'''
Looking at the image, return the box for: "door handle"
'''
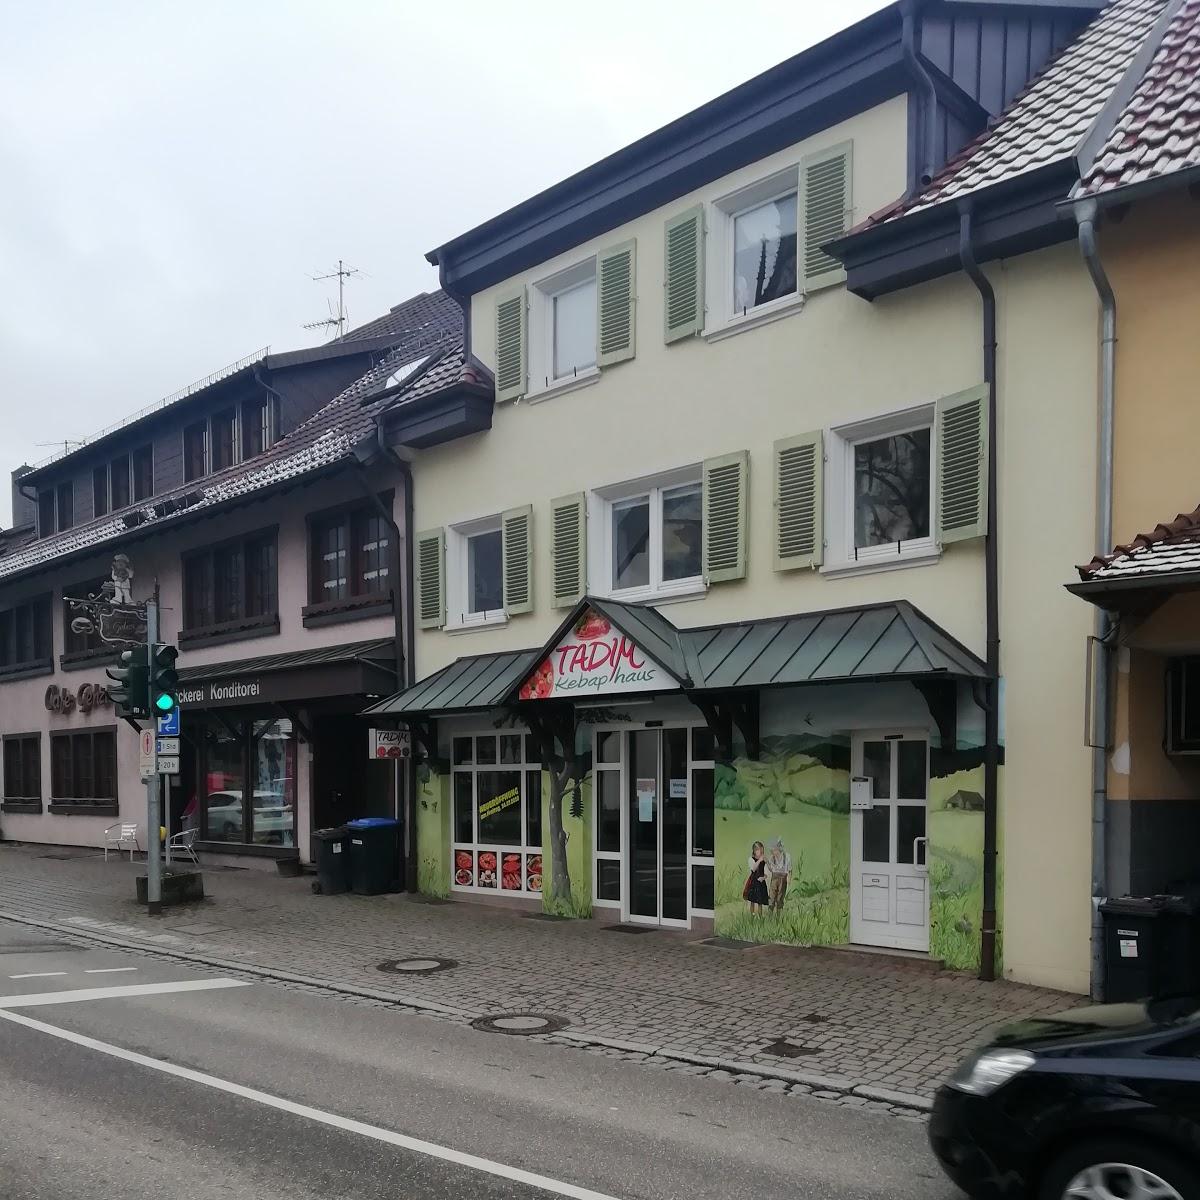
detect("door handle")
[913,836,928,871]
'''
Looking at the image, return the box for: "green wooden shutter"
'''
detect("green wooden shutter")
[801,142,851,291]
[550,493,587,608]
[415,528,445,630]
[502,505,534,616]
[495,287,527,402]
[774,431,823,571]
[664,206,705,343]
[936,384,989,544]
[597,240,637,367]
[703,451,749,583]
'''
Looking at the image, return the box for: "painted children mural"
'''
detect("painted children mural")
[743,841,769,914]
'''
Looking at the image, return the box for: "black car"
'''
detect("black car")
[930,996,1200,1199]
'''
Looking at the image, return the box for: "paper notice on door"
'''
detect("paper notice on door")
[1119,938,1139,958]
[669,778,687,799]
[636,778,655,822]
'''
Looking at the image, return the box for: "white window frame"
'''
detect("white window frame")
[587,464,705,604]
[445,514,507,631]
[528,257,599,398]
[450,730,543,899]
[705,165,804,339]
[822,403,939,575]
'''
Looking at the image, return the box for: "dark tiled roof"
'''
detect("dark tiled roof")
[0,292,462,584]
[365,600,987,717]
[1076,0,1200,197]
[1077,504,1200,581]
[336,291,458,345]
[870,0,1166,227]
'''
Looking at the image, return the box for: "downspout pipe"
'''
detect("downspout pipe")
[1075,197,1115,1001]
[959,206,1000,983]
[900,0,937,190]
[378,425,420,894]
[353,442,418,895]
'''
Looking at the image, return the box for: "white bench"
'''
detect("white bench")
[103,822,140,862]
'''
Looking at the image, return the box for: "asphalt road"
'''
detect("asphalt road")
[0,921,962,1200]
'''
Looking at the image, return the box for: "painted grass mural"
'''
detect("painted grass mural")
[542,771,592,919]
[416,764,450,897]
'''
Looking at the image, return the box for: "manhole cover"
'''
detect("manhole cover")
[377,957,458,975]
[471,1012,568,1036]
[698,936,757,950]
[760,1038,818,1059]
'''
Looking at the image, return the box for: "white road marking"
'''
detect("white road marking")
[0,978,250,1009]
[84,968,139,975]
[8,972,68,980]
[0,1008,626,1200]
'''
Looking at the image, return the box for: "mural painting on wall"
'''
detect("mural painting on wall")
[713,684,999,972]
[416,762,450,897]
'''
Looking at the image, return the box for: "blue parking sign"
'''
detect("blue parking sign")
[157,706,180,736]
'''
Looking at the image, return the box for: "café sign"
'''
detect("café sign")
[518,609,671,700]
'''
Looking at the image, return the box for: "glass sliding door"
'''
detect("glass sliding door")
[628,730,659,920]
[661,728,688,922]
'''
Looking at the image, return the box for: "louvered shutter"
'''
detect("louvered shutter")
[597,240,637,367]
[415,528,445,630]
[936,384,989,545]
[550,493,587,608]
[494,287,527,402]
[663,206,705,343]
[774,432,823,571]
[501,505,533,615]
[801,142,851,291]
[703,451,749,583]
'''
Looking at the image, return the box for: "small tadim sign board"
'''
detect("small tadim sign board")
[371,728,411,760]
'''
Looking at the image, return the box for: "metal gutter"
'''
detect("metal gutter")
[1074,196,1116,999]
[900,0,938,191]
[958,205,1001,983]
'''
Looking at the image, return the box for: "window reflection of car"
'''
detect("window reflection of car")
[204,790,294,843]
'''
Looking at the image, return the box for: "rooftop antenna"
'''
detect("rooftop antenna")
[304,259,363,340]
[36,439,86,455]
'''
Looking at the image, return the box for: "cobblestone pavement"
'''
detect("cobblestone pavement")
[0,843,1080,1107]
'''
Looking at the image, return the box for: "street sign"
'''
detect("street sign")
[139,730,156,781]
[157,706,180,736]
[156,755,180,775]
[370,728,411,760]
[157,737,180,755]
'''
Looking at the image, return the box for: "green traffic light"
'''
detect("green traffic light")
[154,692,174,713]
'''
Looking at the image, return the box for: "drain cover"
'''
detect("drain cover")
[472,1012,568,1036]
[698,936,757,950]
[606,925,653,934]
[760,1038,818,1059]
[377,957,458,975]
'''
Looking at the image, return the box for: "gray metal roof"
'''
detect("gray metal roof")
[179,637,394,684]
[361,649,539,717]
[365,599,985,719]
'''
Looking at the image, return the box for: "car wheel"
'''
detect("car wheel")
[1039,1139,1200,1200]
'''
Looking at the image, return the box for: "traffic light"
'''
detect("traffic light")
[107,646,149,719]
[150,644,179,715]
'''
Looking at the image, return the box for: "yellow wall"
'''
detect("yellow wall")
[1104,193,1200,545]
[408,95,1102,992]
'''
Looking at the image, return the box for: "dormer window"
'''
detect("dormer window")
[92,444,153,517]
[242,396,278,459]
[38,482,73,537]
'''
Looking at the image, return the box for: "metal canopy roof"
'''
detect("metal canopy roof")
[362,599,985,719]
[179,637,395,684]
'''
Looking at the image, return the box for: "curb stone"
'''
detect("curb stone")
[0,909,936,1117]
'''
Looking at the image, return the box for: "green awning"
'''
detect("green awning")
[362,598,986,719]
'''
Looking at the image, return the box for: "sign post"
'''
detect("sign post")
[145,590,163,909]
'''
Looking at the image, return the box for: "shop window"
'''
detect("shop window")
[3,735,41,804]
[451,732,542,896]
[195,717,296,847]
[0,595,52,675]
[308,504,391,609]
[589,467,703,603]
[50,730,116,803]
[183,530,277,637]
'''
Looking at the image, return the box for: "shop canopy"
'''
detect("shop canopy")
[179,637,397,709]
[361,598,986,720]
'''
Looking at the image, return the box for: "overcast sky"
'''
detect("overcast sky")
[0,0,891,526]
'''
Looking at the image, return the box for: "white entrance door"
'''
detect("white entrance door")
[850,732,930,952]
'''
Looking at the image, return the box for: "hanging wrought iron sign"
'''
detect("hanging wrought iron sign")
[64,554,147,648]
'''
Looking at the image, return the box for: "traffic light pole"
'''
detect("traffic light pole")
[145,588,162,915]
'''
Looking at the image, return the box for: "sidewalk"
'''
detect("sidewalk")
[0,842,1078,1106]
